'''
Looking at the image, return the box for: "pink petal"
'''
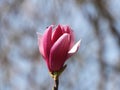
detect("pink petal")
[42,25,53,60]
[49,33,71,72]
[58,25,64,33]
[69,29,75,49]
[51,25,63,44]
[67,39,81,58]
[61,25,75,49]
[61,25,71,33]
[37,32,42,39]
[64,25,71,33]
[37,32,46,58]
[37,32,51,71]
[43,26,52,57]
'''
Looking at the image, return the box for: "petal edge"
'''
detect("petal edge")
[49,34,70,71]
[67,39,81,58]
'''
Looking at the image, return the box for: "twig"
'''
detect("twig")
[52,78,59,90]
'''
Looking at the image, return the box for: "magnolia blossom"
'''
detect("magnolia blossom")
[37,25,81,72]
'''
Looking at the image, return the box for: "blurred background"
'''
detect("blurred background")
[0,0,120,90]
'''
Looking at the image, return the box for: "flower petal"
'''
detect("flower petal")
[61,25,71,33]
[37,32,45,58]
[42,25,53,59]
[37,32,51,71]
[51,25,63,44]
[64,25,71,33]
[37,32,42,39]
[69,29,74,49]
[67,39,81,58]
[49,33,70,72]
[61,25,75,49]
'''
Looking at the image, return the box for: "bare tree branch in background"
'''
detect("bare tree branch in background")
[89,0,120,90]
[94,0,120,46]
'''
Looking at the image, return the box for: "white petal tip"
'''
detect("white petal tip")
[68,39,81,54]
[78,39,82,44]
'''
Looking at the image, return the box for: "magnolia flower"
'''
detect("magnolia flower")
[37,25,81,72]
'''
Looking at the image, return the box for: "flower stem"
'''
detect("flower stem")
[52,78,59,90]
[50,65,67,90]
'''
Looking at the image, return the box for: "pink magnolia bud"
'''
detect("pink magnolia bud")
[37,25,81,72]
